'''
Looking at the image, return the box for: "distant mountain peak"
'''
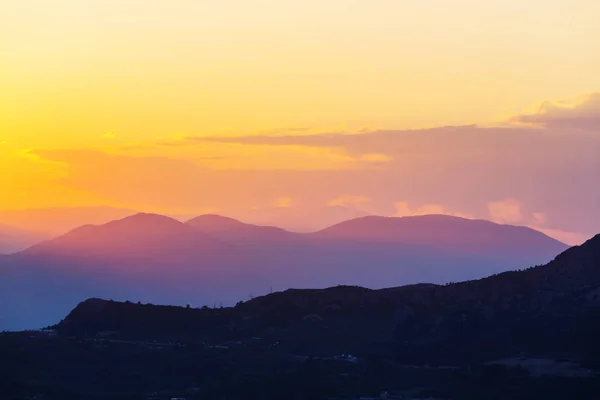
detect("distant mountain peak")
[17,212,230,259]
[315,213,567,253]
[0,206,137,236]
[111,212,184,228]
[324,214,500,228]
[54,213,195,238]
[186,214,292,235]
[186,214,247,229]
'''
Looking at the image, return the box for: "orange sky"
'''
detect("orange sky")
[1,1,599,244]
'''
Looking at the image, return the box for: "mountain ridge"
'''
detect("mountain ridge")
[55,233,600,365]
[18,213,232,260]
[0,212,577,331]
[0,223,49,254]
[185,214,298,244]
[0,206,137,236]
[317,214,566,242]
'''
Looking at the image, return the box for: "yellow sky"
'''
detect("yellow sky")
[2,0,600,147]
[1,1,599,242]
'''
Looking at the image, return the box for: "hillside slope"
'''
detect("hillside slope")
[315,214,568,256]
[186,214,300,245]
[0,224,48,254]
[56,234,600,364]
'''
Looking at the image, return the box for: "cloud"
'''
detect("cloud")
[273,197,293,208]
[488,199,523,224]
[186,125,478,149]
[358,153,391,163]
[484,199,595,245]
[16,148,39,160]
[328,195,371,209]
[104,131,117,139]
[184,123,600,177]
[118,138,378,171]
[393,201,471,219]
[532,212,547,225]
[185,134,393,170]
[511,92,600,131]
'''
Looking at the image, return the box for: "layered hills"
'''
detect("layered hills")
[56,234,600,365]
[0,224,49,254]
[0,213,570,331]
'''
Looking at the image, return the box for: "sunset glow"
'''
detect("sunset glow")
[2,0,599,244]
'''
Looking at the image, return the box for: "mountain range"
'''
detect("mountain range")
[0,204,369,239]
[0,224,49,254]
[0,212,569,331]
[0,206,137,238]
[56,233,600,366]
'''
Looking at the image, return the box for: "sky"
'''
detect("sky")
[1,0,599,244]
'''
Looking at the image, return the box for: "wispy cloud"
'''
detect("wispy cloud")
[488,199,523,224]
[394,201,472,219]
[328,195,371,209]
[510,92,600,130]
[273,197,293,208]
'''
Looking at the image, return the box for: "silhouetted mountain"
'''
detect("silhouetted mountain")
[55,234,600,366]
[315,214,567,256]
[392,233,600,364]
[0,214,261,331]
[0,224,49,254]
[253,205,371,232]
[0,206,136,236]
[0,213,575,331]
[21,213,230,261]
[186,214,299,245]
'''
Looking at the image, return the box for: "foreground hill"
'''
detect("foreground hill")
[391,233,600,363]
[55,233,600,365]
[0,213,572,331]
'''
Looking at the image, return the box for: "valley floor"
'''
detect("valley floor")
[2,331,599,400]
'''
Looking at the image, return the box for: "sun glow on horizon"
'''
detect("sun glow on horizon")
[1,0,599,244]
